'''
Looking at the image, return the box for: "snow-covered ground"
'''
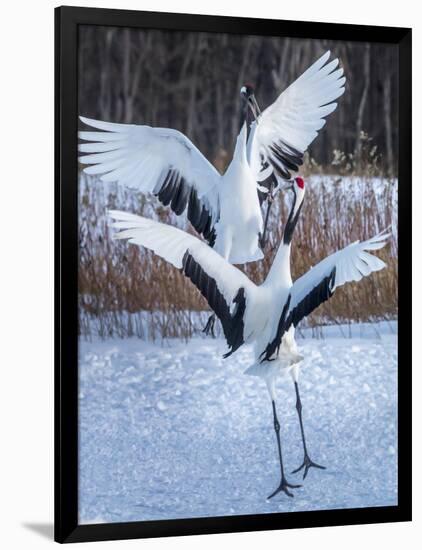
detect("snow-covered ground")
[78,322,397,524]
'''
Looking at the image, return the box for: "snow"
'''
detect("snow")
[78,322,397,524]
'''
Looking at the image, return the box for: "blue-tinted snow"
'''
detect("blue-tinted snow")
[78,323,397,524]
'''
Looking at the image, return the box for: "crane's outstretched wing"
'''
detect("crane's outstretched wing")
[261,230,390,361]
[79,117,220,245]
[248,51,346,186]
[109,211,256,357]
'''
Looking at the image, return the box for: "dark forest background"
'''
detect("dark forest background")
[78,26,398,175]
[78,26,398,340]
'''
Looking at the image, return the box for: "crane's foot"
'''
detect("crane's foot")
[292,454,326,480]
[267,478,302,499]
[202,314,216,337]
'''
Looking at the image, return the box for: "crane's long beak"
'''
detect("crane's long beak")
[248,94,261,120]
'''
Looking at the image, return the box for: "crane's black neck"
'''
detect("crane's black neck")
[283,189,304,245]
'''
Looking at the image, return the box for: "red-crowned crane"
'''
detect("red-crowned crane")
[108,177,390,499]
[78,51,345,265]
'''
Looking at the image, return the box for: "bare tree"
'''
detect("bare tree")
[355,44,371,166]
[79,28,398,174]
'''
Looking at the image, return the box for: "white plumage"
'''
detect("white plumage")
[247,50,346,184]
[79,51,345,264]
[80,118,221,225]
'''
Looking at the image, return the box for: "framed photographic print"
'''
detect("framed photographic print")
[55,5,412,543]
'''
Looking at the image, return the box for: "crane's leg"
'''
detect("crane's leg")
[268,399,301,499]
[202,314,216,337]
[259,184,274,251]
[291,381,326,479]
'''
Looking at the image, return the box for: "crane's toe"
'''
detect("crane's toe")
[267,478,302,499]
[292,455,326,480]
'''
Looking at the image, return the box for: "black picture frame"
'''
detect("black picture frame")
[55,5,412,543]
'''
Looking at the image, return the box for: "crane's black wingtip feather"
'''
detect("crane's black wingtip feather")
[155,169,217,246]
[182,252,245,356]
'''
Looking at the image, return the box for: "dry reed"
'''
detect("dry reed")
[78,160,397,341]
